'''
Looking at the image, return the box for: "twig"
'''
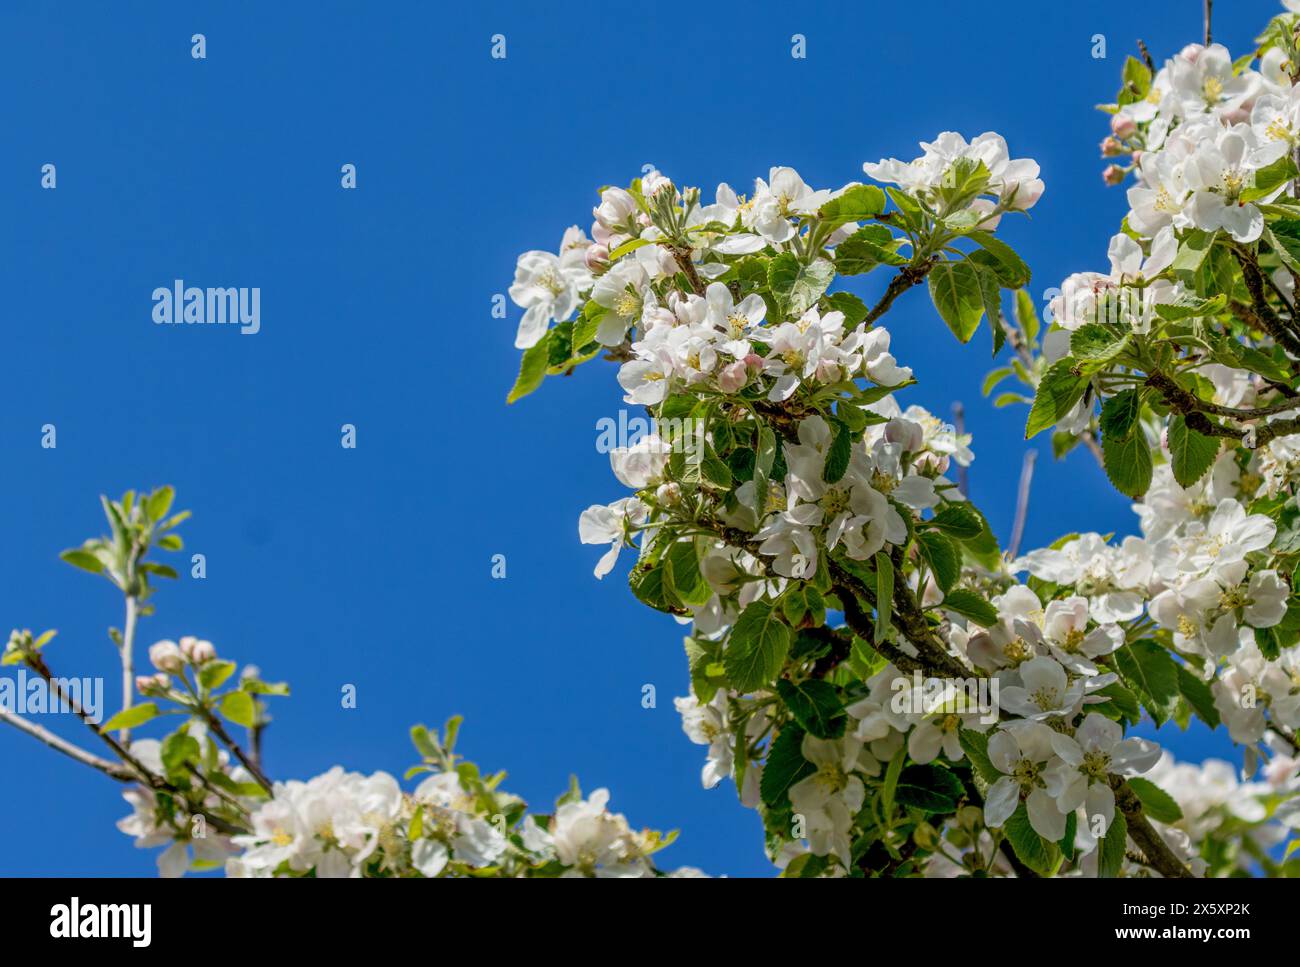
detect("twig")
[120,594,138,743]
[204,711,274,794]
[0,709,133,780]
[1115,780,1196,878]
[1203,0,1212,46]
[865,260,936,326]
[1136,39,1156,74]
[952,402,969,496]
[1008,449,1038,559]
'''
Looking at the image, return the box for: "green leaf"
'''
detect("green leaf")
[823,419,852,484]
[968,231,1031,288]
[835,224,907,274]
[410,724,440,759]
[761,727,814,807]
[665,540,711,607]
[823,291,870,326]
[1270,219,1300,273]
[1098,812,1128,878]
[1125,777,1184,824]
[1168,415,1220,488]
[1070,324,1129,368]
[818,184,886,225]
[506,332,551,404]
[776,679,846,739]
[874,551,894,644]
[608,237,653,260]
[630,561,673,613]
[894,764,965,813]
[145,486,175,523]
[930,502,982,540]
[100,702,159,733]
[1102,421,1153,498]
[917,530,961,593]
[1243,155,1299,203]
[60,549,104,575]
[198,660,237,691]
[768,254,834,317]
[928,260,985,343]
[936,158,992,212]
[1171,229,1214,283]
[1004,803,1058,875]
[1153,293,1227,321]
[959,729,1001,783]
[1090,681,1142,726]
[1113,639,1179,726]
[1175,664,1220,729]
[1026,358,1088,439]
[220,691,257,728]
[1122,55,1152,98]
[1099,389,1142,442]
[160,731,200,779]
[1013,288,1040,346]
[724,601,792,692]
[940,589,998,627]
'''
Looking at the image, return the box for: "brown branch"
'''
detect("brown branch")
[865,259,937,326]
[1145,370,1300,446]
[203,711,274,794]
[1115,780,1195,878]
[1136,40,1156,75]
[667,244,706,297]
[0,708,133,780]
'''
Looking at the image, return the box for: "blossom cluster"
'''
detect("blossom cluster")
[500,4,1300,878]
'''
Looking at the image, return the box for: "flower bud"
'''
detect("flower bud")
[148,639,184,674]
[1102,164,1125,186]
[656,482,682,507]
[884,418,924,452]
[585,244,610,273]
[815,359,842,384]
[1109,113,1137,139]
[743,353,764,372]
[593,187,636,231]
[1099,136,1123,157]
[717,360,749,393]
[181,636,216,664]
[136,672,171,696]
[912,822,940,850]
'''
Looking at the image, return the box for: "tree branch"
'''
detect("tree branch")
[0,709,133,780]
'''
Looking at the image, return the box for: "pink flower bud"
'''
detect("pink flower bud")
[717,360,749,393]
[180,637,216,664]
[1100,137,1124,158]
[148,640,184,674]
[884,418,924,452]
[744,353,764,372]
[585,244,609,273]
[1109,114,1137,139]
[1102,164,1125,186]
[815,359,842,384]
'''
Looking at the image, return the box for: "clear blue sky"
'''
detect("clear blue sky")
[0,0,1275,876]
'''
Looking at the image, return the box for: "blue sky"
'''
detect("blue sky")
[0,0,1281,876]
